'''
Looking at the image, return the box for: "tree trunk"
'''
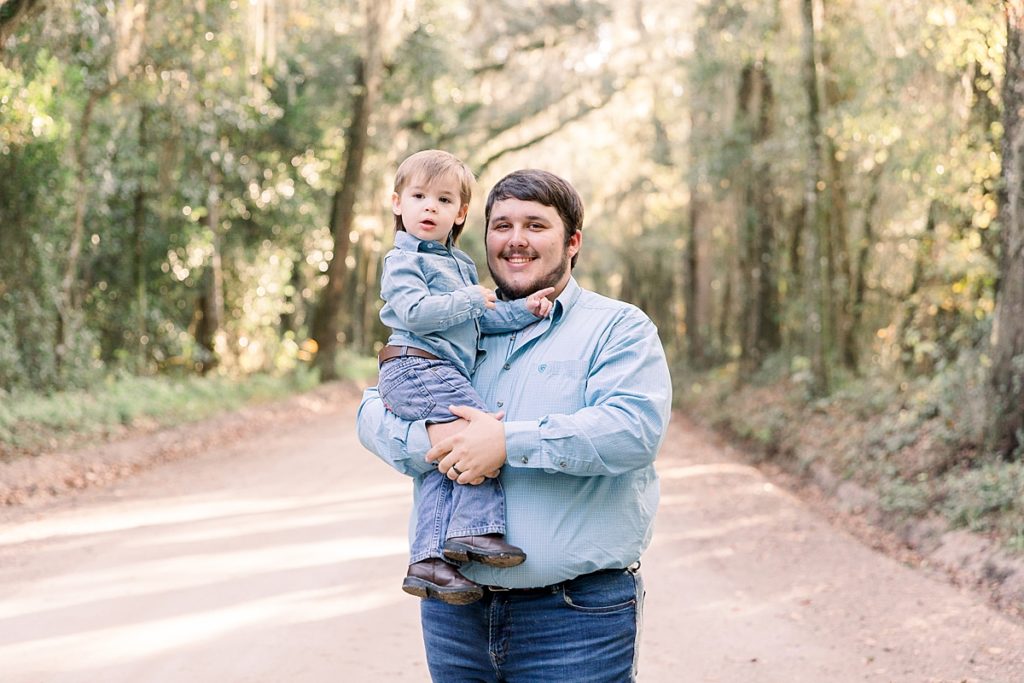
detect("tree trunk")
[312,0,391,380]
[898,202,937,372]
[133,104,150,373]
[800,0,830,396]
[736,59,780,380]
[0,0,46,48]
[736,63,757,378]
[753,66,781,360]
[195,173,224,374]
[55,88,104,370]
[989,0,1024,458]
[685,166,704,368]
[846,163,884,372]
[820,0,854,370]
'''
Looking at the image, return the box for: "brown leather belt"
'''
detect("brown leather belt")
[378,344,440,366]
[484,566,634,596]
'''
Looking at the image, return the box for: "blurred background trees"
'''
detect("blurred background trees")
[1,0,1021,459]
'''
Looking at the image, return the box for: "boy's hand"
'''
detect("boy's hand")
[476,285,497,310]
[525,287,555,317]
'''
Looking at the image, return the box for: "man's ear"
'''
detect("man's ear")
[567,230,582,259]
[391,192,402,215]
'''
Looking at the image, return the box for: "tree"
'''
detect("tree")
[0,0,45,48]
[312,0,393,380]
[799,0,830,396]
[989,0,1024,458]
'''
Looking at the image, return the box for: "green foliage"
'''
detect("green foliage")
[676,349,1024,554]
[879,477,933,518]
[0,368,320,458]
[941,460,1024,539]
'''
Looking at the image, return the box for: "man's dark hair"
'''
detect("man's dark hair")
[484,169,584,267]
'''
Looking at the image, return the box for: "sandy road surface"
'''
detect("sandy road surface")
[0,395,1022,682]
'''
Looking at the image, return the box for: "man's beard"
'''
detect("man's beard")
[489,249,571,300]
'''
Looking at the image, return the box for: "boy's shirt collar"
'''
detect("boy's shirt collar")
[393,230,453,252]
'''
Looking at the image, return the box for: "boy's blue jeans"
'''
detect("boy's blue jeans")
[378,356,507,563]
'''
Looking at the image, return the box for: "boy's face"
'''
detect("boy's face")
[392,173,469,243]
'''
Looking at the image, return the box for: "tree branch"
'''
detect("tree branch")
[0,0,46,49]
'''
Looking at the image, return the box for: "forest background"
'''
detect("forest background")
[2,0,1024,559]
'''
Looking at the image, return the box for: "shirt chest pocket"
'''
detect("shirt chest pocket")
[530,360,588,412]
[428,269,466,292]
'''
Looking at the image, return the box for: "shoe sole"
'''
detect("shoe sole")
[402,577,483,605]
[442,544,526,568]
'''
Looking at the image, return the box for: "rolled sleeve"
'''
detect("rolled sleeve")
[357,387,435,477]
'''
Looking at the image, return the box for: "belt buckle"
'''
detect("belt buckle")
[486,585,512,592]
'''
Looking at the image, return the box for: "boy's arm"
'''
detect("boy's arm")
[382,253,494,335]
[479,287,554,334]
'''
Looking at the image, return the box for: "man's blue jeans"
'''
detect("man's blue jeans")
[420,567,644,681]
[378,356,507,563]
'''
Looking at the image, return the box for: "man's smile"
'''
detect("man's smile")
[501,251,538,266]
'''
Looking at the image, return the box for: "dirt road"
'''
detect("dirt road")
[1,393,1022,682]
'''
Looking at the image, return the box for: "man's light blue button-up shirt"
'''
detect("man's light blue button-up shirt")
[358,277,673,588]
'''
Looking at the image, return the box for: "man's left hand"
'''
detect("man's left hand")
[426,405,507,484]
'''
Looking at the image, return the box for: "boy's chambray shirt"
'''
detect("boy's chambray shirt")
[358,277,673,589]
[379,230,536,378]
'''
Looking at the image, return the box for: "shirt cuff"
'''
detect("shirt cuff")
[504,419,542,467]
[399,420,436,476]
[461,286,487,314]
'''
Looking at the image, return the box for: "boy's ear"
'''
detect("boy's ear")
[455,202,469,225]
[391,192,402,215]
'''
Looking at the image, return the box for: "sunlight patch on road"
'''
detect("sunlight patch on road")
[0,582,404,676]
[0,483,408,546]
[651,512,781,545]
[0,534,408,620]
[657,463,761,480]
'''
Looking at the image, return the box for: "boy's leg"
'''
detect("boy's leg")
[380,357,493,601]
[444,476,525,568]
[408,469,451,564]
[396,363,526,568]
[379,357,523,569]
[404,470,483,605]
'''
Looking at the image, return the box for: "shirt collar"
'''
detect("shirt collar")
[495,276,580,322]
[393,230,452,252]
[550,276,581,323]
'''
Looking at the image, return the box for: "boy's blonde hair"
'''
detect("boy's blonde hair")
[393,150,475,242]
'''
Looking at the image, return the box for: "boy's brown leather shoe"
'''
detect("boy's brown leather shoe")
[402,558,484,605]
[443,534,527,568]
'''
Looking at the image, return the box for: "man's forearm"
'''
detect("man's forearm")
[356,389,434,477]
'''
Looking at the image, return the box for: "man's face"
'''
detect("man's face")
[485,197,581,299]
[392,173,468,243]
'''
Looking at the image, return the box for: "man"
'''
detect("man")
[357,169,672,681]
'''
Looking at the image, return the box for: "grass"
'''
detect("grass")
[0,350,380,461]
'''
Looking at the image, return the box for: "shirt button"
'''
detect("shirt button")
[559,461,567,468]
[496,401,504,407]
[521,456,529,464]
[503,363,511,370]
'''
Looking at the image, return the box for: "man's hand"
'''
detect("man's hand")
[525,287,555,318]
[426,405,507,484]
